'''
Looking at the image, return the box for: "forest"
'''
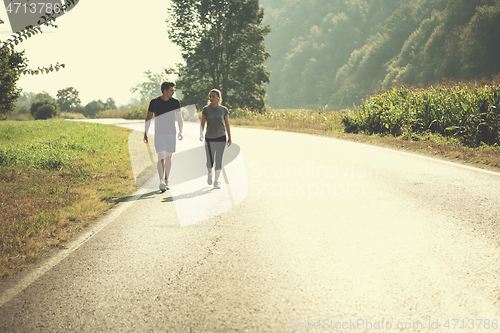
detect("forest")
[260,0,500,110]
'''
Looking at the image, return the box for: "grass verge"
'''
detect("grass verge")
[0,120,137,281]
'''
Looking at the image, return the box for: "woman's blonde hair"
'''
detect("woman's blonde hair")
[208,89,222,105]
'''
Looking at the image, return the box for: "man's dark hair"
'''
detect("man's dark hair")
[161,81,175,93]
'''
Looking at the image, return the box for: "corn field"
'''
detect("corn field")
[341,84,500,147]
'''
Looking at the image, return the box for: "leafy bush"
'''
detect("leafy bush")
[123,107,147,120]
[30,99,59,119]
[35,104,57,120]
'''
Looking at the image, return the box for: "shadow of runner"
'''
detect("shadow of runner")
[161,187,213,203]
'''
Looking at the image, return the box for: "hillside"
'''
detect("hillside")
[260,0,500,109]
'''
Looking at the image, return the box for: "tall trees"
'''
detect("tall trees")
[167,0,270,111]
[378,0,500,88]
[260,0,409,109]
[130,70,172,105]
[260,0,500,109]
[460,2,500,78]
[0,47,27,117]
[57,87,81,112]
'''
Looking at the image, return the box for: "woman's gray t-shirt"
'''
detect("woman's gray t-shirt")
[202,105,229,139]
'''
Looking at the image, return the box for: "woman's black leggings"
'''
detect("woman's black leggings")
[205,135,227,170]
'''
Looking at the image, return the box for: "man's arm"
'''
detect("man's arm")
[144,111,154,143]
[176,110,184,140]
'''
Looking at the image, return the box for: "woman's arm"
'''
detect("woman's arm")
[200,114,207,141]
[224,113,231,146]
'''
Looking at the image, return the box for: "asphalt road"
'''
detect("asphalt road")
[1,120,500,332]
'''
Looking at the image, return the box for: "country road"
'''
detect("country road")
[1,119,500,332]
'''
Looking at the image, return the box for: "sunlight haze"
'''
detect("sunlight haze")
[0,0,183,106]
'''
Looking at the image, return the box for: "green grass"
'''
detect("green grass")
[0,120,137,280]
[0,120,113,170]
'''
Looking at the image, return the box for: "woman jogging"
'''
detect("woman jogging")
[199,89,232,189]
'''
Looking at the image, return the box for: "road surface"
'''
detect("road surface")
[1,119,499,332]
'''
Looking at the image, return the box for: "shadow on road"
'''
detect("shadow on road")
[114,185,216,205]
[162,187,214,203]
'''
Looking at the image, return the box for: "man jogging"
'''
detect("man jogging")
[144,81,184,192]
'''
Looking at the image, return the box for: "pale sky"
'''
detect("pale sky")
[0,0,183,107]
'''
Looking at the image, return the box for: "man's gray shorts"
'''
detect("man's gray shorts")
[154,134,176,153]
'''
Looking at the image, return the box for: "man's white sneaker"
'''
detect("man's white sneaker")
[159,181,167,192]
